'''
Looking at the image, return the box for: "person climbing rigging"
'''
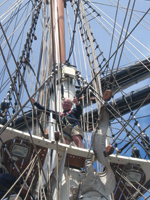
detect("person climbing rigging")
[31,97,85,148]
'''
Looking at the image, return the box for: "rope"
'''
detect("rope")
[65,0,80,63]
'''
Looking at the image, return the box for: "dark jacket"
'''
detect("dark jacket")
[34,102,82,126]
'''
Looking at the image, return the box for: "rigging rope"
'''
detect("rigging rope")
[86,0,150,73]
[65,0,80,64]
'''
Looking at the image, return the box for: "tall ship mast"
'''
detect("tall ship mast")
[0,0,150,199]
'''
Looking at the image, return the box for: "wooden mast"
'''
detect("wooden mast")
[49,1,80,200]
[58,0,66,64]
[52,0,66,64]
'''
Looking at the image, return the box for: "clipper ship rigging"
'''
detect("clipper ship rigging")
[0,0,150,199]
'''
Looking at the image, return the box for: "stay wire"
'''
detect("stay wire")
[76,7,150,100]
[65,0,80,64]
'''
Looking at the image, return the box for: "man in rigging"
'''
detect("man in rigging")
[31,97,85,148]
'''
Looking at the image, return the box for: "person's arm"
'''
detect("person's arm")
[31,98,55,116]
[75,104,82,116]
[71,103,82,119]
[73,96,79,106]
[73,96,82,115]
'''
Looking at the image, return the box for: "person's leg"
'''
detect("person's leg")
[65,138,71,145]
[72,135,85,148]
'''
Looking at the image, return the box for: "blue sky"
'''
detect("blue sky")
[0,0,150,198]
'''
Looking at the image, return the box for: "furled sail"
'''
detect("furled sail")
[69,106,116,199]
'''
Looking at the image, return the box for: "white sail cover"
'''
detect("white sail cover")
[69,106,116,199]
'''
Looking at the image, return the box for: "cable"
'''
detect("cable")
[65,0,80,64]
